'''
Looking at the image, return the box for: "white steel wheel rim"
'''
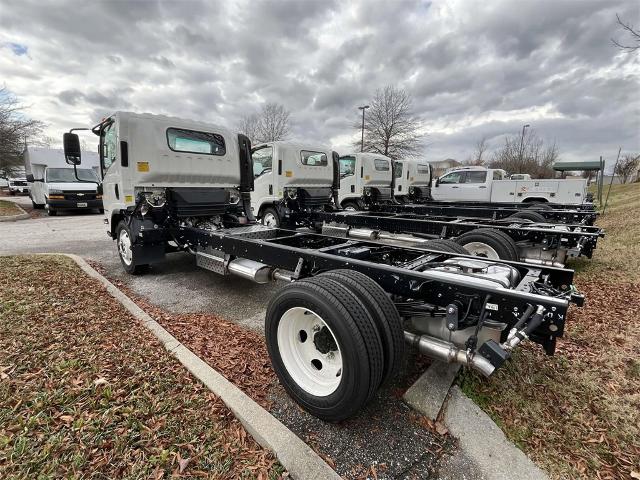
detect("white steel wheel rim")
[344,205,357,211]
[263,212,278,227]
[118,229,133,266]
[463,241,499,259]
[277,307,343,397]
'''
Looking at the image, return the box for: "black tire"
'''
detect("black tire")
[99,208,105,214]
[261,207,280,227]
[506,211,547,223]
[47,208,57,216]
[423,239,470,255]
[319,269,404,386]
[455,228,519,261]
[526,202,552,210]
[115,221,149,274]
[265,277,384,421]
[342,201,360,211]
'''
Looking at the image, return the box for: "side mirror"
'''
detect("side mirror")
[26,174,34,182]
[435,177,440,187]
[63,132,82,165]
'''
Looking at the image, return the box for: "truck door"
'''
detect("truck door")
[460,170,490,201]
[100,119,120,214]
[432,170,464,201]
[251,145,275,215]
[338,155,357,204]
[393,161,406,197]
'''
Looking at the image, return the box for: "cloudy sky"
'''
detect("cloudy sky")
[1,0,638,168]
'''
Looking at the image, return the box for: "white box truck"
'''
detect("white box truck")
[24,147,103,215]
[431,166,588,204]
[338,153,393,210]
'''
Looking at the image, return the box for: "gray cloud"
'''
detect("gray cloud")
[0,0,637,163]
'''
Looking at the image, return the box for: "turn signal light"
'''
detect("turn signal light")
[48,195,64,199]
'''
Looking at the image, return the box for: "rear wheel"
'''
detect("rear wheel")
[261,207,280,227]
[116,221,149,274]
[527,202,552,210]
[265,277,384,421]
[342,201,360,211]
[423,239,470,255]
[506,211,548,223]
[319,269,404,385]
[455,228,519,261]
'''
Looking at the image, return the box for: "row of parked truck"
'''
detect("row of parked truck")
[58,111,600,421]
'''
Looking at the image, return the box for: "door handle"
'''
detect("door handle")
[479,186,487,189]
[452,186,459,188]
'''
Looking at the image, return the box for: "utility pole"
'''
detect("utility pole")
[518,123,530,172]
[358,105,369,152]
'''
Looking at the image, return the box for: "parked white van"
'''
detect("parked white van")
[338,153,393,210]
[251,141,337,227]
[25,147,102,215]
[8,176,30,195]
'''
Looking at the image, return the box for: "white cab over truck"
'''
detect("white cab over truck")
[431,166,588,204]
[25,147,102,215]
[251,141,338,227]
[393,159,431,203]
[338,152,393,210]
[61,111,584,423]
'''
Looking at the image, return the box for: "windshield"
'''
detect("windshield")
[252,146,273,177]
[45,168,99,183]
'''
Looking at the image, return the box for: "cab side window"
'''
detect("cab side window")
[465,171,487,183]
[439,171,463,184]
[339,156,356,176]
[252,146,273,177]
[102,123,117,171]
[493,170,504,180]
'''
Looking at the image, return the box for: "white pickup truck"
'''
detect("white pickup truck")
[431,166,588,204]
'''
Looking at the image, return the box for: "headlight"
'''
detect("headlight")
[284,187,298,200]
[227,188,240,204]
[48,189,64,195]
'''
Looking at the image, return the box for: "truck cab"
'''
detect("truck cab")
[251,141,337,227]
[431,166,500,202]
[405,160,432,202]
[338,152,393,210]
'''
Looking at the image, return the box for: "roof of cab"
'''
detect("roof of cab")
[112,111,235,138]
[254,140,333,154]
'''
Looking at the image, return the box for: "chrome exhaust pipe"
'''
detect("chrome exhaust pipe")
[404,331,496,377]
[227,258,273,284]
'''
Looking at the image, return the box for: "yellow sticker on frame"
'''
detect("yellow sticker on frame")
[137,162,149,172]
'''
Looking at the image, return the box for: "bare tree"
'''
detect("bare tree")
[0,87,44,178]
[614,154,640,183]
[489,129,559,178]
[354,85,425,159]
[612,13,640,53]
[238,102,290,144]
[465,137,489,166]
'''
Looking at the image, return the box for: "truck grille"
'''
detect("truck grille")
[64,191,97,201]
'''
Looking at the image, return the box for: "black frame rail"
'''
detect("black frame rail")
[305,210,604,259]
[177,225,582,354]
[371,202,598,225]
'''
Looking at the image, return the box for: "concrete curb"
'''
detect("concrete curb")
[0,201,29,222]
[64,253,340,480]
[438,387,549,480]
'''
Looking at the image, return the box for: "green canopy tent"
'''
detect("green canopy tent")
[553,157,605,204]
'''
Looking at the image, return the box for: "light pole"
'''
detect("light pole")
[518,123,530,172]
[358,105,369,152]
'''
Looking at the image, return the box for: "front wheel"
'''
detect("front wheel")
[455,228,519,261]
[342,201,360,211]
[261,207,280,227]
[47,208,57,216]
[116,221,149,274]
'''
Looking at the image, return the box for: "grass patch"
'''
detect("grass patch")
[460,183,640,479]
[0,199,23,217]
[0,255,283,479]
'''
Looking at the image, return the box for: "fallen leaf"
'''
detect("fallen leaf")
[178,457,190,473]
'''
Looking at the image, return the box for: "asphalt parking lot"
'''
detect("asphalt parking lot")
[0,196,279,323]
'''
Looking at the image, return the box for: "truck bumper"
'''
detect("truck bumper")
[47,198,103,210]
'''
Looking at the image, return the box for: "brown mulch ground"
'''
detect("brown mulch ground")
[87,260,277,409]
[0,255,284,479]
